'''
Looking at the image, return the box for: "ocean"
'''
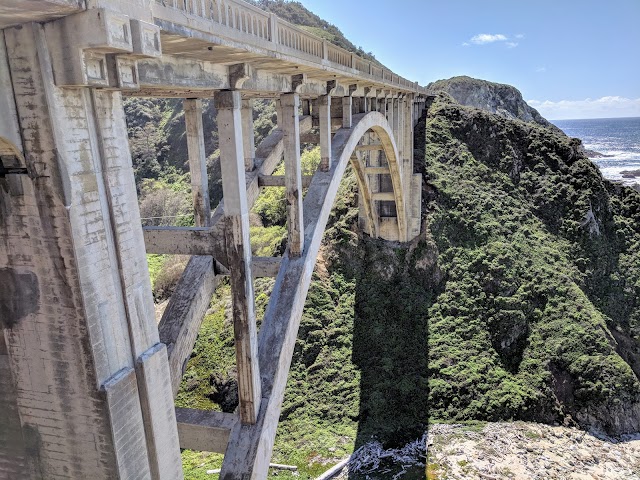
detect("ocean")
[551,117,640,187]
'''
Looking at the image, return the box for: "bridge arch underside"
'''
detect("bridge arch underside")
[348,118,407,243]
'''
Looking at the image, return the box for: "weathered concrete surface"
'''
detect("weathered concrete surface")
[0,0,84,29]
[103,367,153,479]
[350,156,378,237]
[136,343,185,480]
[0,33,22,155]
[185,99,211,227]
[2,23,125,479]
[216,90,261,425]
[176,408,238,453]
[158,255,221,396]
[281,93,304,257]
[1,22,181,479]
[0,331,27,479]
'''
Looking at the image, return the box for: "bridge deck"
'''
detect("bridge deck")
[152,0,425,94]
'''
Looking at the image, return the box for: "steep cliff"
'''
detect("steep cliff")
[428,76,560,131]
[421,94,640,436]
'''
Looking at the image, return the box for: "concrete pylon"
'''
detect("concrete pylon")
[0,23,182,480]
[216,90,261,425]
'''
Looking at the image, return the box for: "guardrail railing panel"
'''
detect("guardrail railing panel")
[153,0,425,94]
[327,44,351,69]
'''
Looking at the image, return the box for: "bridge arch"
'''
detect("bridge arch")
[220,110,415,476]
[326,111,408,243]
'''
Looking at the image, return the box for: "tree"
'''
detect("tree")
[129,122,169,186]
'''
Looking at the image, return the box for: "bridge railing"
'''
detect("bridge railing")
[153,0,428,94]
[276,20,323,59]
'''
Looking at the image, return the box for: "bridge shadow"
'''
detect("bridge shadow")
[347,235,437,478]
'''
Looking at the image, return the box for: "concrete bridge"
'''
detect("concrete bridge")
[0,0,428,478]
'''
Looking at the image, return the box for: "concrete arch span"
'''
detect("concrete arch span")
[220,111,413,478]
[346,112,408,242]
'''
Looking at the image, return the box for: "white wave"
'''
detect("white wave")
[597,165,640,186]
[583,141,618,151]
[589,150,640,162]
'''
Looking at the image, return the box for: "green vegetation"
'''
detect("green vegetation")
[147,254,166,289]
[423,94,640,432]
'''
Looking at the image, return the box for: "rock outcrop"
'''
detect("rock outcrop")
[427,75,562,132]
[427,422,640,479]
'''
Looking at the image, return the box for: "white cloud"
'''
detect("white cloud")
[470,33,507,45]
[527,96,640,120]
[515,34,525,39]
[536,66,547,73]
[466,33,520,47]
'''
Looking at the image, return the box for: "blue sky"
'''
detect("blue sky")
[298,0,640,120]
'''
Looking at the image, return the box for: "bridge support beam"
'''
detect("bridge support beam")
[216,90,261,424]
[342,96,353,128]
[319,94,332,171]
[281,93,304,257]
[387,97,394,138]
[242,98,256,171]
[184,98,211,227]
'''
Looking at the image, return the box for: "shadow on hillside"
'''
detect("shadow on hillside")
[348,236,434,479]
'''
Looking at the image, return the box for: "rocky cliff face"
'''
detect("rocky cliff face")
[427,76,562,132]
[421,94,640,437]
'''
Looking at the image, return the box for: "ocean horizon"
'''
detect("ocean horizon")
[551,116,640,186]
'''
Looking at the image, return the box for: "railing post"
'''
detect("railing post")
[351,53,357,69]
[322,39,328,61]
[215,90,261,425]
[318,94,331,172]
[269,12,278,43]
[280,93,304,257]
[184,98,211,227]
